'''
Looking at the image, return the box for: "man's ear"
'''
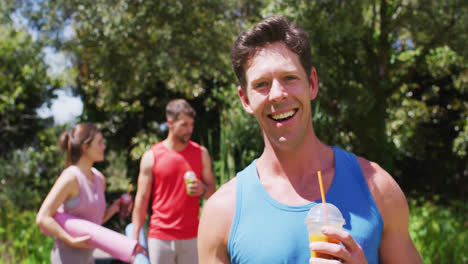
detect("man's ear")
[309,67,319,100]
[167,118,173,129]
[238,86,254,114]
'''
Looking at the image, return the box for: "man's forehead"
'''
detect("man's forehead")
[176,113,194,122]
[245,43,303,80]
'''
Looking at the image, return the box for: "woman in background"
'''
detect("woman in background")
[36,122,127,264]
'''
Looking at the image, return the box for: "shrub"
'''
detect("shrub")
[409,197,467,264]
[0,202,53,263]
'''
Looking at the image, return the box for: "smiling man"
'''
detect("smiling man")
[198,15,422,264]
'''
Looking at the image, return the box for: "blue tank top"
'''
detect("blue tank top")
[227,146,383,264]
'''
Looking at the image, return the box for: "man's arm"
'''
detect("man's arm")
[131,150,154,241]
[200,146,216,199]
[358,157,423,264]
[198,179,236,263]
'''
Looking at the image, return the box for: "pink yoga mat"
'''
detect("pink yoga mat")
[54,212,138,263]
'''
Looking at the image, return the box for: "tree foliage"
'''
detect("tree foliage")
[264,0,468,199]
[0,22,59,154]
[15,0,468,199]
[20,0,247,178]
[0,125,65,210]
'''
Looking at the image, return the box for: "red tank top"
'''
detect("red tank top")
[148,141,203,240]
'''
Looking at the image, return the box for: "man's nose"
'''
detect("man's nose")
[269,79,288,102]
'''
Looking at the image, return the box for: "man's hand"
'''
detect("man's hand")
[187,179,205,197]
[309,226,367,264]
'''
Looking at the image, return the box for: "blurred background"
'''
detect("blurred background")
[0,0,466,263]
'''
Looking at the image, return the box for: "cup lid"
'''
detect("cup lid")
[184,171,196,179]
[304,203,345,224]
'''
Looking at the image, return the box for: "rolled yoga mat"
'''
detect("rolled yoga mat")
[53,212,138,263]
[125,223,147,250]
[125,223,150,264]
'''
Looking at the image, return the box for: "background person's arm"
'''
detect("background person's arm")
[200,146,216,199]
[36,170,91,249]
[97,171,121,223]
[131,150,154,242]
[187,146,216,198]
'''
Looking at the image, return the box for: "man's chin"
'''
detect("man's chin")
[178,137,190,145]
[183,135,192,143]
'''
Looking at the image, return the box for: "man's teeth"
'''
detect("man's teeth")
[271,110,295,121]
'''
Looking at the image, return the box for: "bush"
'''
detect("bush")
[409,197,467,264]
[0,126,64,211]
[0,203,53,263]
[1,196,466,263]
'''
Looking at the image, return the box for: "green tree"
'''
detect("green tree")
[20,0,243,179]
[18,0,467,199]
[387,45,467,199]
[0,23,59,154]
[0,3,65,211]
[0,125,65,211]
[263,0,467,198]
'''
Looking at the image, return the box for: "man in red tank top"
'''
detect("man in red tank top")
[132,99,216,264]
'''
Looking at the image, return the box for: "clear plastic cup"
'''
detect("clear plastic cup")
[305,203,345,259]
[119,193,132,218]
[184,171,197,195]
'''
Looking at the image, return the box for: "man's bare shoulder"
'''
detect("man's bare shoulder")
[204,177,237,215]
[142,149,154,158]
[140,149,154,166]
[356,156,402,197]
[200,145,210,155]
[201,178,237,231]
[199,177,237,258]
[356,156,409,225]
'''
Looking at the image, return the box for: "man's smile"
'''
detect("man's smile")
[269,109,298,122]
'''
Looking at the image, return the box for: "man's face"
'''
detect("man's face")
[170,113,194,144]
[238,42,318,150]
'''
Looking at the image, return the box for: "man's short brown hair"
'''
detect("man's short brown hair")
[166,99,196,121]
[230,15,312,90]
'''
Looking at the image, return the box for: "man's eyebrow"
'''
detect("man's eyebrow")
[251,69,299,80]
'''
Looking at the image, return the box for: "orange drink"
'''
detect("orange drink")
[308,234,340,258]
[305,203,345,259]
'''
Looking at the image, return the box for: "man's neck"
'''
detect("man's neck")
[258,134,333,180]
[256,134,335,204]
[163,136,189,152]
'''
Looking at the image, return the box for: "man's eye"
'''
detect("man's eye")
[285,76,297,81]
[255,81,268,88]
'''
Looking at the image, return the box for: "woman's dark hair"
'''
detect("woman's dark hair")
[59,123,100,168]
[230,15,312,90]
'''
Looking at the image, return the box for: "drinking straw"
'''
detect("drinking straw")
[317,171,329,225]
[126,184,133,195]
